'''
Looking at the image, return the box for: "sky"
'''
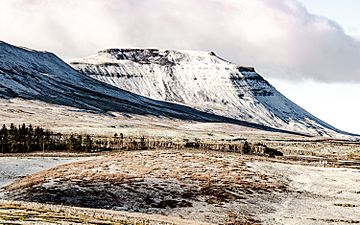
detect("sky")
[298,0,360,38]
[0,0,359,134]
[271,0,360,134]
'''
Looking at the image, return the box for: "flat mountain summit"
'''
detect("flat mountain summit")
[70,48,349,137]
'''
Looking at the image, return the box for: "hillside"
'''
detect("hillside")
[70,49,350,137]
[0,41,303,136]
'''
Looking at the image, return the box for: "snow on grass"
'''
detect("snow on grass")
[0,98,305,140]
[3,150,286,224]
[248,161,360,224]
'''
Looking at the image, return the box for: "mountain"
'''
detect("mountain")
[0,41,308,136]
[70,48,351,137]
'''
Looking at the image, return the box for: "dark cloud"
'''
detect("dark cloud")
[0,0,359,82]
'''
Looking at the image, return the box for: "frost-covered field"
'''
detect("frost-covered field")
[250,161,360,224]
[3,150,360,224]
[0,157,90,190]
[3,150,285,224]
[0,98,306,141]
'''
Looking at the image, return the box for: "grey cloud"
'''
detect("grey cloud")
[0,0,359,82]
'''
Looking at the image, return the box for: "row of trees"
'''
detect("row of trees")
[0,124,96,153]
[0,123,283,157]
[66,134,94,152]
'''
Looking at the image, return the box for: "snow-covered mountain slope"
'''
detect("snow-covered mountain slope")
[70,49,353,137]
[0,41,306,136]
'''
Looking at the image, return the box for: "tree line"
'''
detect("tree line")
[0,124,96,153]
[0,124,283,157]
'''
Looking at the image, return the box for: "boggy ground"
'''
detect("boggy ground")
[3,150,286,224]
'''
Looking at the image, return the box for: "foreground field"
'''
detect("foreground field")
[4,151,284,224]
[2,150,360,224]
[251,161,360,224]
[0,200,209,225]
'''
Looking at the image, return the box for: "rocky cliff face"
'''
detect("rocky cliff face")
[70,48,348,137]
